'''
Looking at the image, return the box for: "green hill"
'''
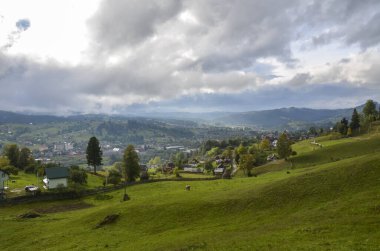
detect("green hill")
[1,130,380,250]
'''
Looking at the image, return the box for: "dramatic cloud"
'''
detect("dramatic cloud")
[0,0,380,114]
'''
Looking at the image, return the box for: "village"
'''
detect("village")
[0,129,304,201]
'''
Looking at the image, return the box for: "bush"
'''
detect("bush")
[140,171,150,181]
[173,167,181,178]
[0,165,18,175]
[222,169,232,179]
[108,169,122,185]
[70,169,87,185]
[94,194,113,200]
[24,165,36,174]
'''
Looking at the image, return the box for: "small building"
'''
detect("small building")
[43,167,69,189]
[0,170,9,191]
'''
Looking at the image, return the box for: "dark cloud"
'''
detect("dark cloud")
[287,73,312,87]
[346,12,380,49]
[88,0,182,52]
[1,0,380,114]
[304,0,380,49]
[121,84,378,113]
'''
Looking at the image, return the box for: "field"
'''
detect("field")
[1,129,380,250]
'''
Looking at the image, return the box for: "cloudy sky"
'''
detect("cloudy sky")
[0,0,380,114]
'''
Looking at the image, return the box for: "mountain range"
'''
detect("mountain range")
[0,102,376,130]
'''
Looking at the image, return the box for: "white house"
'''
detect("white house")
[43,167,69,189]
[0,170,9,191]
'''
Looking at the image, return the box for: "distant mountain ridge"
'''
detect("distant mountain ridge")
[212,107,353,129]
[0,102,377,130]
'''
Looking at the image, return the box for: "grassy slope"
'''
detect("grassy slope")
[1,132,380,250]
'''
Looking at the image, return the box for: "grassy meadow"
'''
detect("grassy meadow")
[1,129,380,250]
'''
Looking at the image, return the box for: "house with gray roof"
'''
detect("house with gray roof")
[43,167,69,189]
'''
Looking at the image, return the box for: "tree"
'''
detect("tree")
[337,118,349,135]
[309,127,317,135]
[173,167,181,177]
[248,144,259,154]
[113,161,124,174]
[86,137,102,174]
[204,160,214,173]
[222,147,233,160]
[363,99,377,120]
[350,108,360,131]
[19,147,34,170]
[239,154,256,176]
[108,169,122,185]
[207,147,221,157]
[277,133,292,160]
[0,156,18,175]
[259,139,270,151]
[122,145,140,201]
[3,144,20,168]
[175,152,187,168]
[347,127,353,137]
[69,166,87,185]
[235,143,247,164]
[236,144,247,155]
[123,145,140,182]
[148,156,161,167]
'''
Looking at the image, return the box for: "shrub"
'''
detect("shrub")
[24,165,36,174]
[140,171,150,181]
[70,169,88,185]
[222,169,232,179]
[173,167,181,178]
[108,169,122,185]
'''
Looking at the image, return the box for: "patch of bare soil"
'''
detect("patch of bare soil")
[95,214,120,228]
[35,202,93,214]
[18,212,42,219]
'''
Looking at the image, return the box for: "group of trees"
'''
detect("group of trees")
[86,136,141,186]
[0,144,35,175]
[202,133,294,177]
[336,100,379,136]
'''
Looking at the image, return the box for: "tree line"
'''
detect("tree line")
[335,100,380,136]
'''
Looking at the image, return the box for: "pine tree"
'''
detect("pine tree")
[350,108,360,131]
[338,118,349,135]
[86,137,102,174]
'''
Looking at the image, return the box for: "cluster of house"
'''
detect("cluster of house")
[214,157,231,175]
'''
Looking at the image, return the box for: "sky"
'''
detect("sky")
[0,0,380,115]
